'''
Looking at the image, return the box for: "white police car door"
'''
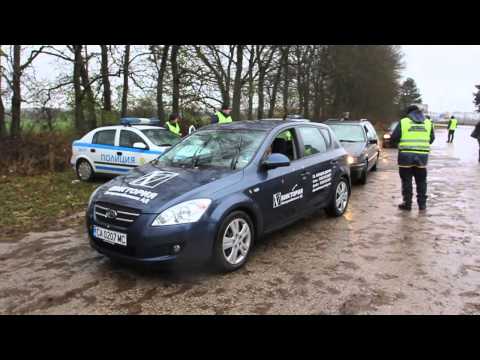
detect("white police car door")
[296,126,334,209]
[118,129,152,168]
[91,129,131,175]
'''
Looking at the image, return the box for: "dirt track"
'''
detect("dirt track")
[1,126,479,314]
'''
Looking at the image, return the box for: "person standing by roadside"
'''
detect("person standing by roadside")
[471,120,480,163]
[211,104,233,124]
[391,105,435,211]
[165,113,182,137]
[447,115,458,143]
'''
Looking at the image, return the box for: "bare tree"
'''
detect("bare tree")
[100,45,112,113]
[149,45,170,120]
[0,45,6,138]
[121,45,130,117]
[171,45,180,114]
[232,45,244,121]
[256,45,277,120]
[6,45,45,137]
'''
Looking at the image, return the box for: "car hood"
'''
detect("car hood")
[339,142,366,157]
[94,162,242,213]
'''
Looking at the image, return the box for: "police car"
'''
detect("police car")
[71,118,181,181]
[86,120,351,272]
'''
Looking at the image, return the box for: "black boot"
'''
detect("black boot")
[398,202,412,211]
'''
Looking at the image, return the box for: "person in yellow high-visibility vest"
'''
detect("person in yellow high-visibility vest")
[447,116,458,143]
[165,113,182,137]
[391,105,435,211]
[211,104,233,124]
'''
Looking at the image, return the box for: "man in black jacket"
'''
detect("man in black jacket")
[471,120,480,162]
[391,105,435,211]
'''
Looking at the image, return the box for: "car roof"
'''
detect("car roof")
[200,120,324,132]
[93,125,167,131]
[324,120,369,126]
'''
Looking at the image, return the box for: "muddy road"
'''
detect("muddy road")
[1,126,480,314]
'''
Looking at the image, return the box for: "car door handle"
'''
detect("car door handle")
[90,149,96,153]
[300,171,311,176]
[117,152,123,156]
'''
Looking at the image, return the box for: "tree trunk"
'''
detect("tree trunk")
[121,45,130,117]
[100,45,112,112]
[0,45,5,138]
[268,64,282,118]
[156,45,170,121]
[232,45,244,121]
[257,72,265,120]
[10,45,22,138]
[170,45,180,114]
[73,45,85,134]
[247,47,255,120]
[80,48,97,130]
[281,46,290,116]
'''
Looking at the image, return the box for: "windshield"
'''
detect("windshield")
[328,124,366,142]
[389,122,398,132]
[155,130,266,169]
[141,129,181,146]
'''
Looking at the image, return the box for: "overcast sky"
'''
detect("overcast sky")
[12,45,480,114]
[401,45,480,113]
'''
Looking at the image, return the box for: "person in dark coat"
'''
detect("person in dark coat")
[391,105,435,211]
[471,120,480,162]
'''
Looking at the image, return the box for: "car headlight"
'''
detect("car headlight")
[383,134,391,139]
[347,155,356,165]
[87,186,101,209]
[151,199,212,226]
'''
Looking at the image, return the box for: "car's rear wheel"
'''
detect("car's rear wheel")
[371,154,379,171]
[212,211,254,272]
[76,159,94,181]
[326,178,350,217]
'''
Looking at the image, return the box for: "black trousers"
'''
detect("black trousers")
[399,167,427,206]
[478,139,480,162]
[448,130,455,142]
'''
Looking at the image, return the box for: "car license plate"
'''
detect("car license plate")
[93,225,127,246]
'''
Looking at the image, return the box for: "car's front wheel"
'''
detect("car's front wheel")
[212,211,254,272]
[326,178,350,217]
[76,159,94,181]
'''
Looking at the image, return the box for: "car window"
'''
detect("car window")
[328,124,366,142]
[120,130,146,148]
[141,129,181,147]
[365,123,376,140]
[93,130,116,145]
[320,128,331,148]
[156,130,265,170]
[266,128,297,161]
[298,127,327,156]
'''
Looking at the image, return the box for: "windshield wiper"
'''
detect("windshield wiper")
[340,140,360,143]
[191,137,213,168]
[230,137,244,170]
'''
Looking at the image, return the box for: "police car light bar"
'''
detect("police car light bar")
[120,117,161,126]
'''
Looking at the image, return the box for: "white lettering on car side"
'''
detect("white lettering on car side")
[312,169,332,192]
[273,185,304,208]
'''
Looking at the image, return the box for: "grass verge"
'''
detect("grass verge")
[0,171,102,240]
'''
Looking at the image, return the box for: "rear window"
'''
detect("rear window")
[93,130,116,145]
[328,124,366,142]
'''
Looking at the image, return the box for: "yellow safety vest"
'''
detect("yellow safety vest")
[398,117,432,154]
[216,111,233,124]
[166,121,181,136]
[449,118,458,130]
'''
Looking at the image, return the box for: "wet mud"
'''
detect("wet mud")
[1,126,479,314]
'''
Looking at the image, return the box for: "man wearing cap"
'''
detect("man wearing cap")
[390,105,435,211]
[165,113,182,137]
[211,104,233,124]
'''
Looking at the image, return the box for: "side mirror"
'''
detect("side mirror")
[369,139,378,144]
[262,153,290,170]
[133,142,148,150]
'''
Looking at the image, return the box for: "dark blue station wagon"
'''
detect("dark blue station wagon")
[86,120,351,272]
